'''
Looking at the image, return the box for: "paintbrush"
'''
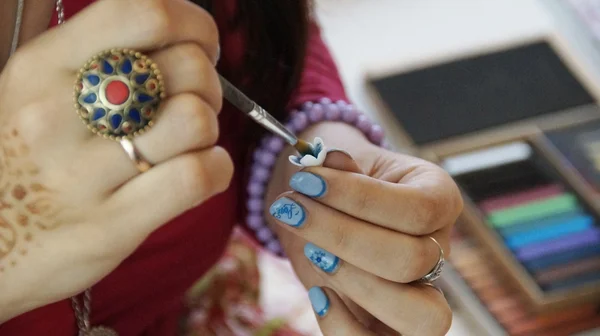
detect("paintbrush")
[218,75,314,156]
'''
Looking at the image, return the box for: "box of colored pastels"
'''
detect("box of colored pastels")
[366,36,600,313]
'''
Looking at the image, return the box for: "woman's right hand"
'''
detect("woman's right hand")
[0,0,232,322]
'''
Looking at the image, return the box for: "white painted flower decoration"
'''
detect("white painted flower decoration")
[289,137,328,167]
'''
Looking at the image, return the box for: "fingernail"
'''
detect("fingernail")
[269,197,306,227]
[327,148,354,160]
[308,287,330,317]
[304,243,340,273]
[289,172,327,197]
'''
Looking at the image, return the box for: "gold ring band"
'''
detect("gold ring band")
[120,138,152,173]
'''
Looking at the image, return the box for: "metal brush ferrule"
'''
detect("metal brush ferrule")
[249,103,298,145]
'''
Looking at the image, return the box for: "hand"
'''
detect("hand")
[0,0,232,321]
[268,131,462,336]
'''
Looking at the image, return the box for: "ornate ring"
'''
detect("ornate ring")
[74,49,165,140]
[419,237,445,283]
[119,138,153,173]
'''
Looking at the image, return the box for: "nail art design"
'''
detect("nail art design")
[289,172,327,197]
[304,243,340,273]
[308,287,330,317]
[269,197,306,227]
[289,137,327,167]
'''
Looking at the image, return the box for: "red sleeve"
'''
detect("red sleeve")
[287,20,350,109]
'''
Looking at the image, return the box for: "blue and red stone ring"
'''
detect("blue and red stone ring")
[74,49,165,140]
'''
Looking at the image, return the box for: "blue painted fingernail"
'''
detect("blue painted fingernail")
[289,172,327,197]
[269,197,306,227]
[304,243,340,273]
[308,287,330,317]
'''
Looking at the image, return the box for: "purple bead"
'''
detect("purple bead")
[247,214,264,230]
[266,240,282,254]
[369,124,385,144]
[284,122,297,134]
[336,100,348,108]
[253,149,264,162]
[266,136,284,152]
[247,198,264,212]
[251,166,270,183]
[258,151,276,168]
[292,112,309,132]
[341,105,358,123]
[301,101,314,111]
[356,114,373,133]
[319,97,332,105]
[257,227,274,242]
[324,103,341,121]
[248,182,265,197]
[308,104,325,123]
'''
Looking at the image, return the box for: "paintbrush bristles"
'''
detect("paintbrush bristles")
[294,139,314,156]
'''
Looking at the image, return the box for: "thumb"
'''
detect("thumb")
[322,149,363,174]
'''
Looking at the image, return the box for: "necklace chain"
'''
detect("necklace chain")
[10,2,114,335]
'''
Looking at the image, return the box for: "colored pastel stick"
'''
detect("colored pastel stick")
[524,244,600,271]
[516,228,600,261]
[479,184,563,213]
[498,211,587,237]
[535,255,600,285]
[488,194,579,227]
[543,269,600,291]
[505,214,593,249]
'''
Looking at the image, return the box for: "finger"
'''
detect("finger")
[269,193,449,282]
[322,149,363,174]
[289,163,461,235]
[104,146,233,237]
[308,287,376,336]
[32,0,219,70]
[149,43,222,112]
[310,252,452,336]
[82,94,219,192]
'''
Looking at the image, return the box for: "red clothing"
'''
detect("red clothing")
[0,1,347,335]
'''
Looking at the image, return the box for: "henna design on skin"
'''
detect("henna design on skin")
[0,129,62,272]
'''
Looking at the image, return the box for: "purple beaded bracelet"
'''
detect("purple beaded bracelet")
[245,98,386,256]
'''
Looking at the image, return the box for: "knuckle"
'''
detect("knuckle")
[412,192,441,233]
[175,44,209,73]
[330,221,350,252]
[13,103,54,146]
[353,183,376,215]
[212,147,234,192]
[180,155,214,200]
[395,241,429,282]
[176,96,219,147]
[133,0,171,46]
[179,148,233,204]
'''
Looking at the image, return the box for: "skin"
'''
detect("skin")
[0,1,463,335]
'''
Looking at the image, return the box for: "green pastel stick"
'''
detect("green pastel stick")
[488,194,579,227]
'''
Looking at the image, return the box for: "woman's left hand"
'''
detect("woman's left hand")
[266,123,463,336]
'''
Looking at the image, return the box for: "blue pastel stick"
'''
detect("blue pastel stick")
[505,214,593,249]
[524,244,600,271]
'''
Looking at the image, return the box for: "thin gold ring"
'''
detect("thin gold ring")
[419,237,445,283]
[119,138,152,173]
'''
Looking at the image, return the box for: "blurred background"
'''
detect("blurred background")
[185,1,600,335]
